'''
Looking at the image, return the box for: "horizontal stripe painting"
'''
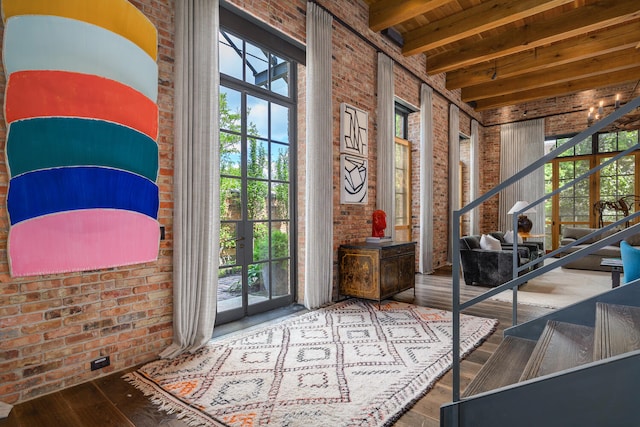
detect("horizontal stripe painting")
[2,0,159,276]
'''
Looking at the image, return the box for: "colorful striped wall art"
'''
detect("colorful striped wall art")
[2,0,160,276]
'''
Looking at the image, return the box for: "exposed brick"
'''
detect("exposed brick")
[23,361,64,378]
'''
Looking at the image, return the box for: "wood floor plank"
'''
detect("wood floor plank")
[60,381,134,426]
[2,392,82,427]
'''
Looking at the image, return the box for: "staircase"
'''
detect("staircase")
[443,95,640,427]
[441,285,640,427]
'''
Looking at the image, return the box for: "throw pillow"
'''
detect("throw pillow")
[504,230,523,244]
[480,234,502,251]
[624,232,640,247]
[620,241,640,284]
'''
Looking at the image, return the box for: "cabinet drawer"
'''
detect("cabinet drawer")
[380,243,415,259]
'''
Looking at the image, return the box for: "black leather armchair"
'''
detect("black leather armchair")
[489,231,544,269]
[459,235,531,287]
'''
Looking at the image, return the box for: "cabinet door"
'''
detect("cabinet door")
[396,252,415,292]
[339,249,379,300]
[380,257,399,297]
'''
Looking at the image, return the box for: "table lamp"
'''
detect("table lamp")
[508,201,536,233]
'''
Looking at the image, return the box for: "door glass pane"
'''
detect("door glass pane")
[271,224,290,259]
[219,31,243,80]
[220,87,241,131]
[271,183,289,220]
[271,259,290,297]
[248,262,268,298]
[271,104,289,143]
[220,177,242,220]
[218,266,242,311]
[247,138,268,179]
[247,179,268,220]
[271,143,289,180]
[247,96,269,138]
[219,223,238,266]
[220,131,241,176]
[253,222,269,262]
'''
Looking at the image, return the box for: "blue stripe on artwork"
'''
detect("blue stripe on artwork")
[7,167,159,225]
[3,15,158,102]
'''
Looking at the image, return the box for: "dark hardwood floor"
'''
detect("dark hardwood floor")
[0,267,552,427]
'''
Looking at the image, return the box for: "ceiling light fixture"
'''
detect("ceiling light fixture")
[587,94,621,125]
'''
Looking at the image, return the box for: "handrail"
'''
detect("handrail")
[450,94,640,415]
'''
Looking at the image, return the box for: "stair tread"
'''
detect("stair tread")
[595,302,640,360]
[519,320,594,382]
[462,335,536,397]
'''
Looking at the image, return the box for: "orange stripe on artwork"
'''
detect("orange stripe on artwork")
[5,71,158,140]
[1,0,157,60]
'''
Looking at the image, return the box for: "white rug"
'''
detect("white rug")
[490,261,613,308]
[125,299,497,427]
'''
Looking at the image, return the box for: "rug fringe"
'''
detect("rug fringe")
[122,372,226,427]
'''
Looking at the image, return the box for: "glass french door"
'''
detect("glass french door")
[217,84,294,324]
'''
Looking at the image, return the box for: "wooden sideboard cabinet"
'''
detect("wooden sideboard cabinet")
[338,241,416,306]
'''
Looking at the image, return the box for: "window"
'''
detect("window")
[394,105,412,242]
[544,130,640,250]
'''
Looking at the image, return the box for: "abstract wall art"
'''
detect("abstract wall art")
[340,154,368,204]
[340,103,369,204]
[2,0,160,276]
[340,102,368,157]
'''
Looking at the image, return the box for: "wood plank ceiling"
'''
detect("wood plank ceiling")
[364,0,640,111]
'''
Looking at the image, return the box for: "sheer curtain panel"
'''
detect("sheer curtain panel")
[304,2,333,309]
[469,119,480,236]
[376,53,395,239]
[419,84,434,273]
[448,104,460,263]
[498,118,545,234]
[160,0,220,358]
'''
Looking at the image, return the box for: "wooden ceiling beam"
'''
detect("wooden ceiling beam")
[425,0,640,74]
[403,0,573,56]
[473,66,640,111]
[368,0,451,33]
[446,20,640,90]
[462,48,640,102]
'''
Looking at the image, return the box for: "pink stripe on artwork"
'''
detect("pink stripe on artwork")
[8,209,160,277]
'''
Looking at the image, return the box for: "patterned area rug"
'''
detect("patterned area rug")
[125,299,497,426]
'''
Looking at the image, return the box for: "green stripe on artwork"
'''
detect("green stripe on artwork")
[7,117,158,181]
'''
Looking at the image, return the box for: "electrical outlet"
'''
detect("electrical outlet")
[90,356,110,371]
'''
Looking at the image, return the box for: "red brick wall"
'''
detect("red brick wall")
[0,0,175,404]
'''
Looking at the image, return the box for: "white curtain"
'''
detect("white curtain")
[376,53,395,239]
[160,0,220,358]
[499,118,545,233]
[469,119,480,235]
[448,104,460,263]
[419,84,434,273]
[304,2,333,309]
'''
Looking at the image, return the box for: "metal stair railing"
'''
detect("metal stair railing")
[448,95,640,424]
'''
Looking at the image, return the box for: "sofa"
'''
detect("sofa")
[558,227,640,271]
[459,235,533,287]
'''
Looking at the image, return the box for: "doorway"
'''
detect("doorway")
[217,26,297,324]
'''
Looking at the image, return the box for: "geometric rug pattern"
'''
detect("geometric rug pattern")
[125,299,497,426]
